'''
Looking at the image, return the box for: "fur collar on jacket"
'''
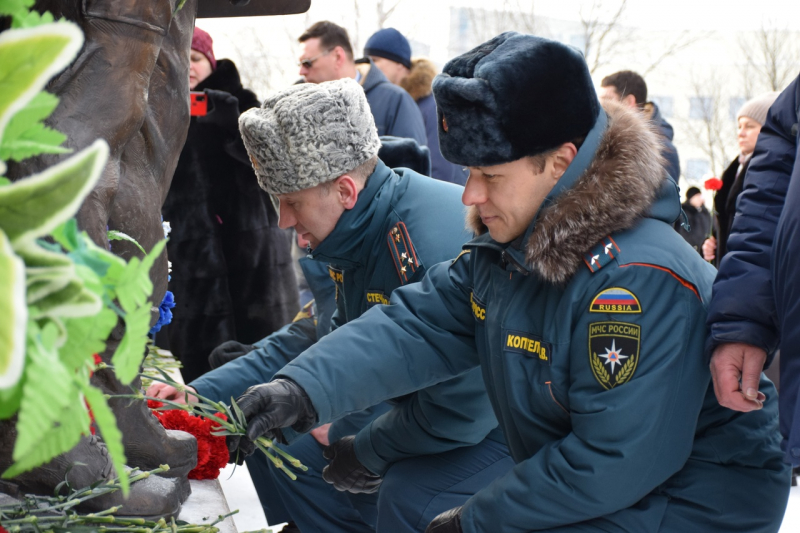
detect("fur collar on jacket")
[467,101,666,285]
[400,58,437,101]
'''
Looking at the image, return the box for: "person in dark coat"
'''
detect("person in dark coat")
[162,28,299,382]
[701,91,780,266]
[363,28,468,184]
[707,74,800,468]
[599,70,681,181]
[674,186,709,253]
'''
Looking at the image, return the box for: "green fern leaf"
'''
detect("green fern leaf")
[114,240,166,313]
[12,321,80,460]
[79,382,128,496]
[60,308,117,372]
[0,92,68,161]
[111,304,151,385]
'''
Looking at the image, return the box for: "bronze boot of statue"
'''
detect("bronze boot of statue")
[92,360,198,480]
[0,420,185,518]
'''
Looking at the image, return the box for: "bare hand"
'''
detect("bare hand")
[710,342,767,411]
[146,381,198,405]
[702,236,716,262]
[311,423,332,446]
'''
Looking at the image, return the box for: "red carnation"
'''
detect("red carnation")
[150,406,228,480]
[704,177,723,191]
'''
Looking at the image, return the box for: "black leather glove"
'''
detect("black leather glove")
[321,436,382,494]
[226,379,317,463]
[208,340,255,369]
[197,89,240,132]
[425,507,463,533]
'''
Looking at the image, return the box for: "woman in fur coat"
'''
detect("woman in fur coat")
[161,28,298,382]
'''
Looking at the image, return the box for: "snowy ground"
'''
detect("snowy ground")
[219,463,800,532]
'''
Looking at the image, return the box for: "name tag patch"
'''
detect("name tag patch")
[588,321,641,389]
[504,329,551,364]
[470,292,486,322]
[366,290,389,307]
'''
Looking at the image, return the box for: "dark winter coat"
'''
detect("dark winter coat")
[674,200,710,254]
[162,59,299,382]
[401,58,468,185]
[279,103,787,531]
[649,101,681,181]
[708,74,800,466]
[711,155,751,267]
[355,58,427,148]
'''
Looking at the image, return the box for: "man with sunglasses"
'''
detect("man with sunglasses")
[297,21,427,148]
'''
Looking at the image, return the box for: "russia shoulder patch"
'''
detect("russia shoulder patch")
[590,287,641,314]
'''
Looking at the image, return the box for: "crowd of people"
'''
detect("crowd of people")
[148,20,800,533]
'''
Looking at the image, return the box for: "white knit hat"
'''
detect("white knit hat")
[239,78,381,195]
[737,91,780,126]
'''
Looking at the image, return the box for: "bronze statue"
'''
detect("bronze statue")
[1,0,309,516]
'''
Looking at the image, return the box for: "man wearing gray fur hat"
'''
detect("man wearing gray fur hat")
[151,77,514,533]
[227,32,790,532]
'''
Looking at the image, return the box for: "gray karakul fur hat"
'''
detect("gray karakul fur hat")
[239,78,381,195]
[433,32,601,167]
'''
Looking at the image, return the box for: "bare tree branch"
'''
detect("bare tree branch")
[641,31,705,76]
[680,72,735,177]
[580,0,630,74]
[738,22,800,92]
[377,0,402,28]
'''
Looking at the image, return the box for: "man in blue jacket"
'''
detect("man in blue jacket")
[229,34,789,532]
[149,78,512,532]
[599,70,681,182]
[296,21,427,148]
[707,74,800,468]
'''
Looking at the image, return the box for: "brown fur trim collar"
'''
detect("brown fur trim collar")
[467,101,665,284]
[400,58,437,101]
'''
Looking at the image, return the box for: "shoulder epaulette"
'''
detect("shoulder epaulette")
[583,236,620,273]
[387,222,419,284]
[452,249,470,264]
[292,299,316,323]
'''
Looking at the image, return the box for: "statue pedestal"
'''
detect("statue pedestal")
[178,479,237,533]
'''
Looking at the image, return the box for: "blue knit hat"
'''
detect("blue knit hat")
[364,28,412,69]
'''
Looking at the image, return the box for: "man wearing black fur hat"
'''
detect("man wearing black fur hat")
[229,33,789,532]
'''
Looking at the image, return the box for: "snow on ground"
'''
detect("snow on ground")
[219,462,800,532]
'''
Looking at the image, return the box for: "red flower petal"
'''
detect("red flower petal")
[149,407,229,479]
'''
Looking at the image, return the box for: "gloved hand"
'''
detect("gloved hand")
[321,436,382,494]
[226,379,317,463]
[425,507,463,533]
[197,89,240,132]
[208,340,255,369]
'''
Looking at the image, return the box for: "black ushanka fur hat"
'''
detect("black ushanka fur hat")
[432,32,601,167]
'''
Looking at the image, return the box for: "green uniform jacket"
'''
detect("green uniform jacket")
[192,161,502,471]
[279,105,788,532]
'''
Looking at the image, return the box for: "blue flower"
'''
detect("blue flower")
[149,290,176,334]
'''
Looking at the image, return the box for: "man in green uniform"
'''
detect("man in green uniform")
[229,33,790,532]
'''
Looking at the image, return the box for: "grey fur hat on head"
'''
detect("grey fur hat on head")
[239,78,381,195]
[737,91,780,126]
